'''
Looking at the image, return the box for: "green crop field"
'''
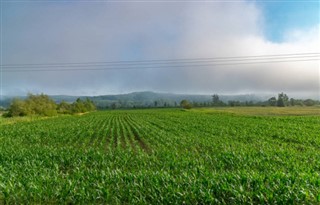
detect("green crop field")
[0,108,320,204]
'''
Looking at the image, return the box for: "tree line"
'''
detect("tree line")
[97,92,319,110]
[179,92,319,109]
[2,92,318,115]
[4,93,96,117]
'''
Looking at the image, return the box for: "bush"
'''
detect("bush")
[5,94,58,117]
[6,94,96,117]
[7,99,29,117]
[180,100,192,109]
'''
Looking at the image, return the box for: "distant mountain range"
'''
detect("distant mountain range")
[0,91,270,108]
[93,91,267,102]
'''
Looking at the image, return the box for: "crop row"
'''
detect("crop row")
[0,109,319,203]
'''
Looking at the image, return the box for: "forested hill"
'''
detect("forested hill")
[56,91,267,109]
[91,91,265,104]
[1,91,266,108]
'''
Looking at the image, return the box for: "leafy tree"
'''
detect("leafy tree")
[212,94,225,106]
[5,93,96,117]
[111,103,117,110]
[245,101,254,106]
[212,94,219,104]
[303,99,316,106]
[84,98,96,111]
[26,93,57,116]
[180,99,192,109]
[228,100,241,107]
[277,92,289,107]
[289,98,305,106]
[72,98,86,113]
[193,102,199,107]
[7,94,57,117]
[57,101,72,114]
[7,99,29,117]
[268,97,277,106]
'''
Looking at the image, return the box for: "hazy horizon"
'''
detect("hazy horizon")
[1,90,318,101]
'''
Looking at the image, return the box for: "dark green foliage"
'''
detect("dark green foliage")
[6,94,96,117]
[277,92,289,107]
[72,98,87,113]
[84,98,96,111]
[27,93,57,116]
[268,97,277,106]
[3,92,320,110]
[228,100,241,107]
[303,99,316,106]
[7,94,57,117]
[180,99,192,109]
[57,101,72,114]
[71,98,96,113]
[289,98,302,106]
[212,94,225,106]
[6,99,28,117]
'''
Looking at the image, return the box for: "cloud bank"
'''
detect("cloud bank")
[2,1,319,98]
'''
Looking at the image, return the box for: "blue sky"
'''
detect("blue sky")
[258,1,319,42]
[0,1,319,98]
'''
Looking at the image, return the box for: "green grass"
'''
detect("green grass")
[192,106,320,116]
[0,108,320,204]
[0,115,56,126]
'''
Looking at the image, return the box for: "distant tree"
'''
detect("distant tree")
[289,98,304,106]
[27,93,57,116]
[111,103,117,110]
[193,102,199,107]
[212,94,220,105]
[289,98,295,106]
[57,101,72,114]
[212,94,225,106]
[303,99,315,106]
[180,99,192,109]
[228,100,241,107]
[268,97,277,106]
[245,101,254,106]
[277,92,289,107]
[84,98,96,111]
[72,98,86,113]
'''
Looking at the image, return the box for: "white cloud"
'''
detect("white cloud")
[2,1,319,98]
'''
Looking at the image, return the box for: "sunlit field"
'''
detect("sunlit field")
[193,106,320,116]
[0,108,319,204]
